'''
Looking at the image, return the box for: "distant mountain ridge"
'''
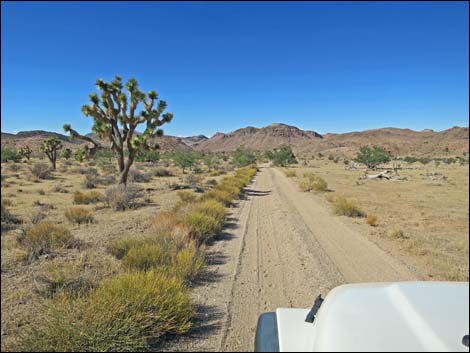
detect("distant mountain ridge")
[2,124,468,157]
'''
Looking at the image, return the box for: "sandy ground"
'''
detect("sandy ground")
[168,166,416,352]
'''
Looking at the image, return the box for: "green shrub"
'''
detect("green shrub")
[135,149,160,162]
[191,199,227,229]
[18,221,78,260]
[332,196,364,217]
[1,148,22,162]
[266,146,297,166]
[65,207,94,225]
[201,189,233,206]
[233,148,256,167]
[107,236,152,260]
[184,211,222,244]
[123,244,167,271]
[19,270,193,351]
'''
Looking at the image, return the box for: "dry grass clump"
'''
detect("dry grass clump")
[284,169,296,177]
[299,172,328,192]
[177,190,198,203]
[104,184,143,211]
[386,225,406,239]
[152,211,184,235]
[183,210,223,244]
[366,214,378,226]
[17,221,78,260]
[18,270,193,352]
[51,184,69,193]
[30,162,52,180]
[73,190,103,205]
[65,207,94,225]
[201,189,233,206]
[332,196,365,217]
[107,236,152,260]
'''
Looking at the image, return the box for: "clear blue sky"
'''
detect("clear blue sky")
[1,1,468,137]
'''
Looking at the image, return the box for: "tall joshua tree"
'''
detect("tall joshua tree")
[63,76,173,185]
[41,136,63,169]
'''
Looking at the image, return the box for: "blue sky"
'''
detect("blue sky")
[1,1,468,137]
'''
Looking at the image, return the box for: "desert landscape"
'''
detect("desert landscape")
[2,1,468,352]
[1,121,469,351]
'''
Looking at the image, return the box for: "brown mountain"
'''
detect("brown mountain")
[195,124,469,157]
[195,123,323,152]
[1,130,192,154]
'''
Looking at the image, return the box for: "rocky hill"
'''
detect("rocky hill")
[195,124,469,157]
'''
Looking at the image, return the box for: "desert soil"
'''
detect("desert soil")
[167,166,416,352]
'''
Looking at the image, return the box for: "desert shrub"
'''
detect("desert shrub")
[104,184,143,211]
[183,211,222,244]
[266,146,297,166]
[284,169,296,177]
[73,190,103,205]
[31,162,52,179]
[129,169,152,183]
[82,174,98,189]
[233,148,256,167]
[31,209,47,224]
[154,168,173,177]
[135,149,160,162]
[201,189,233,206]
[366,214,378,226]
[332,196,364,217]
[36,266,94,299]
[191,199,227,230]
[19,270,193,351]
[299,180,312,192]
[311,176,328,192]
[123,244,167,271]
[177,190,198,203]
[37,189,46,195]
[65,207,94,225]
[205,178,218,187]
[184,173,202,187]
[1,203,22,226]
[18,221,78,260]
[78,167,98,175]
[1,148,22,162]
[387,225,405,239]
[152,211,184,235]
[107,236,152,260]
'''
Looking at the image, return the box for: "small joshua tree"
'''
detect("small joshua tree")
[19,145,32,160]
[63,76,173,185]
[40,137,63,170]
[61,148,72,160]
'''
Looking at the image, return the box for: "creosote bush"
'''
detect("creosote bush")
[65,207,94,225]
[332,196,364,217]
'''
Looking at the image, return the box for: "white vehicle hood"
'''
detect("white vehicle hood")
[276,281,469,352]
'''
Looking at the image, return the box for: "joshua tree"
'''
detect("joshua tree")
[19,145,32,160]
[63,76,173,184]
[61,148,72,160]
[40,136,63,169]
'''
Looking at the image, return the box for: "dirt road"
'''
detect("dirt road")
[169,166,416,352]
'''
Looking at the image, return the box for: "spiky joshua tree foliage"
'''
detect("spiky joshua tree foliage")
[63,76,173,185]
[40,137,63,169]
[19,145,33,160]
